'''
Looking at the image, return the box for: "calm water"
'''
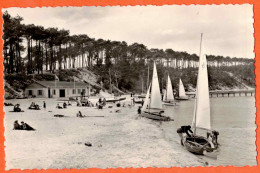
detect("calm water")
[4,96,256,169]
[160,96,256,166]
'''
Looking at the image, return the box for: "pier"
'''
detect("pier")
[186,89,255,98]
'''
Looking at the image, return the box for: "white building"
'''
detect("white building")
[24,80,93,98]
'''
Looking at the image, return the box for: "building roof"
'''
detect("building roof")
[27,80,90,89]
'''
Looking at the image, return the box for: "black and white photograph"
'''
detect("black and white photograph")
[2,5,256,169]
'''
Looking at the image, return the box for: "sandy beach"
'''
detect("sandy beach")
[4,95,256,169]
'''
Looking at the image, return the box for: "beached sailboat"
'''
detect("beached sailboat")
[163,75,176,106]
[176,78,189,100]
[180,35,217,155]
[141,62,172,121]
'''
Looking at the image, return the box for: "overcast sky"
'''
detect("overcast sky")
[4,5,254,59]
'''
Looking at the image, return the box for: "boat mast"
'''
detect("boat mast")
[109,68,112,94]
[194,33,203,136]
[166,74,168,101]
[148,79,151,113]
[147,62,149,91]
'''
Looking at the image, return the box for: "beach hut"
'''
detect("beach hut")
[24,80,93,98]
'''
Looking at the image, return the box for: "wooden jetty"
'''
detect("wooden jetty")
[186,89,255,98]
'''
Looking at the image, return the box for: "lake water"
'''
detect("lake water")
[162,96,256,166]
[4,95,256,169]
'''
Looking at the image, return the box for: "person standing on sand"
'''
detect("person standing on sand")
[43,101,46,109]
[137,107,141,114]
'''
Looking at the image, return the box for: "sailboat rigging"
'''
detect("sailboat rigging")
[140,62,172,121]
[177,34,218,156]
[163,74,176,106]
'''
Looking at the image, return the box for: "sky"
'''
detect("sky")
[4,5,254,59]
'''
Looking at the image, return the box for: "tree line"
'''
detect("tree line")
[3,11,254,75]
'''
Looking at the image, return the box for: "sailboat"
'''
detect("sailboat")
[163,75,176,106]
[176,78,189,100]
[141,62,172,121]
[180,35,217,155]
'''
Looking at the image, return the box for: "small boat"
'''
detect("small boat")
[180,34,217,156]
[140,62,171,121]
[118,97,126,101]
[133,96,144,104]
[175,78,189,100]
[184,136,215,155]
[142,111,171,121]
[162,74,176,106]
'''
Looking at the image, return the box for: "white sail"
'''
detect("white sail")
[163,89,166,101]
[192,53,211,130]
[150,62,163,109]
[142,83,151,111]
[165,75,174,101]
[179,78,187,97]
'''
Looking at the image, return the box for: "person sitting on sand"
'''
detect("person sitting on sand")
[35,104,40,110]
[63,102,67,109]
[103,98,106,106]
[30,102,36,108]
[77,111,85,118]
[56,104,63,109]
[13,120,22,130]
[21,121,35,131]
[68,101,72,106]
[13,104,21,112]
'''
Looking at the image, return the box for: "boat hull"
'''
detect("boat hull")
[141,112,172,121]
[106,97,126,103]
[134,101,143,104]
[175,96,189,100]
[163,101,177,106]
[183,136,214,155]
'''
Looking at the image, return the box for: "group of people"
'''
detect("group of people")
[29,102,40,110]
[13,104,22,112]
[76,111,86,118]
[96,97,107,109]
[177,125,219,146]
[82,100,94,107]
[57,102,69,109]
[13,120,35,131]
